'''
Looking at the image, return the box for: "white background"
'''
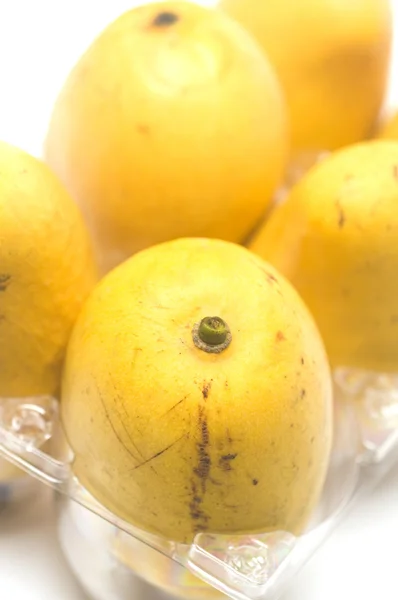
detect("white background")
[1,1,398,599]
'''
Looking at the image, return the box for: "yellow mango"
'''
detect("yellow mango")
[0,141,98,398]
[44,1,289,274]
[250,140,398,373]
[61,237,332,543]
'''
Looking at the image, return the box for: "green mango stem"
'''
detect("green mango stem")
[192,316,232,354]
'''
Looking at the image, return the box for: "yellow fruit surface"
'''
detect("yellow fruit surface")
[61,237,332,543]
[44,1,288,274]
[0,141,98,398]
[219,0,393,156]
[250,140,398,373]
[378,111,398,140]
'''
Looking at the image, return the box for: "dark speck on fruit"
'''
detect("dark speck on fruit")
[151,11,179,27]
[336,200,346,228]
[219,453,237,472]
[202,381,211,400]
[0,274,11,292]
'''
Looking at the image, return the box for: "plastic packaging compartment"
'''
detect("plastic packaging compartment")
[0,399,42,507]
[1,369,398,600]
[0,457,38,507]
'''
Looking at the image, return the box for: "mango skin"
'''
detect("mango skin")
[44,1,288,274]
[219,0,393,156]
[378,111,398,140]
[61,237,333,544]
[0,140,98,398]
[250,140,398,373]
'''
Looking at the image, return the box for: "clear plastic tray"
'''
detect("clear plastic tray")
[1,367,398,600]
[0,457,38,507]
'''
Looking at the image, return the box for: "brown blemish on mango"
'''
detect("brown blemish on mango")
[0,274,11,291]
[151,11,180,28]
[202,381,212,400]
[219,453,238,471]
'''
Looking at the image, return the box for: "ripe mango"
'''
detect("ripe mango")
[44,1,288,274]
[61,237,333,543]
[0,140,98,398]
[250,141,398,373]
[219,0,393,157]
